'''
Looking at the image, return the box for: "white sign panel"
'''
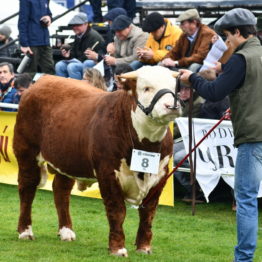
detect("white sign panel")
[176,117,262,201]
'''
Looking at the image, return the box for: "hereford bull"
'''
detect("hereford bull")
[13,66,180,257]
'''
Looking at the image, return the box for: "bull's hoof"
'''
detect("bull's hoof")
[136,247,152,254]
[111,248,128,257]
[59,227,76,241]
[19,225,35,240]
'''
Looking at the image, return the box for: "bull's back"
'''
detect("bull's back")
[14,76,107,172]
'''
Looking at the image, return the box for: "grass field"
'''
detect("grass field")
[0,183,261,262]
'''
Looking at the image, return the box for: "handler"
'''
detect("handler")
[179,8,262,262]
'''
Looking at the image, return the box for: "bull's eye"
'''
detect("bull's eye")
[144,87,150,92]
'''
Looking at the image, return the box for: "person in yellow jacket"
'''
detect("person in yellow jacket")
[131,12,182,69]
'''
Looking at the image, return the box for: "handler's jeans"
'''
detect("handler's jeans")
[234,142,262,262]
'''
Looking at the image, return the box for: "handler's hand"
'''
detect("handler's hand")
[179,69,193,86]
[212,61,222,74]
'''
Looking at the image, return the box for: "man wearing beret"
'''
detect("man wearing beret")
[131,12,182,69]
[180,8,262,262]
[104,15,148,69]
[162,9,216,72]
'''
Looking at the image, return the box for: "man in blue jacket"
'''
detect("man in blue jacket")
[18,0,55,74]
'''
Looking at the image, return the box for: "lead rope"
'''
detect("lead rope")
[188,88,197,215]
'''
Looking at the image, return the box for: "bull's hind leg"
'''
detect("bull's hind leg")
[98,175,127,257]
[16,147,41,240]
[52,174,75,241]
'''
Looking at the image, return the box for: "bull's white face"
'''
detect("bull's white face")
[135,66,180,123]
[130,66,181,142]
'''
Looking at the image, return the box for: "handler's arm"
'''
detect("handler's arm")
[189,54,246,102]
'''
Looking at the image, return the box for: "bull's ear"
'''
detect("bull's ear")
[122,78,137,93]
[118,71,137,92]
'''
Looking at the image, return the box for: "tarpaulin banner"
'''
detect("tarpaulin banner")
[0,111,174,206]
[176,117,262,201]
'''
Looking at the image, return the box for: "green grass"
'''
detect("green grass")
[0,183,261,262]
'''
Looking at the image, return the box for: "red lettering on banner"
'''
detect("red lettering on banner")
[0,125,10,163]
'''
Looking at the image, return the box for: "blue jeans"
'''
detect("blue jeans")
[55,59,95,80]
[234,142,262,262]
[129,60,144,70]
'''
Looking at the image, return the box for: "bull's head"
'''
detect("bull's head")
[120,66,181,124]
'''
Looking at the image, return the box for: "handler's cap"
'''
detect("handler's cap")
[68,12,88,26]
[142,12,165,32]
[176,9,200,23]
[104,7,127,22]
[214,8,257,33]
[111,15,132,31]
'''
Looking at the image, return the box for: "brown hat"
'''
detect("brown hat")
[177,9,200,23]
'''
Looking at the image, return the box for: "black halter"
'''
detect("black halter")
[136,88,179,116]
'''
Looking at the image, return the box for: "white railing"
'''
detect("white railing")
[0,102,19,110]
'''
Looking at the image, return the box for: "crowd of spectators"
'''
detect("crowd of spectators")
[0,5,238,111]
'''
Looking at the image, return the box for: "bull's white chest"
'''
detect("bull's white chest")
[114,155,170,205]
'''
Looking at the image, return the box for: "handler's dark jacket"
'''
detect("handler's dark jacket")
[229,37,262,146]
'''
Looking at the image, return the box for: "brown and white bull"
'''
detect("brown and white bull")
[13,66,180,257]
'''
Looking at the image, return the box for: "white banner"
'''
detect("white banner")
[176,117,262,201]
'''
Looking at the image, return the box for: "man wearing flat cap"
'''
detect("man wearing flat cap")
[104,15,148,69]
[162,8,216,72]
[55,12,105,80]
[130,12,182,69]
[180,8,262,262]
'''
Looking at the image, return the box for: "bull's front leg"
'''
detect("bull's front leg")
[136,187,162,254]
[52,174,75,241]
[98,174,127,257]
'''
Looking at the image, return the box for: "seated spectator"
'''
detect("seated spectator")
[13,73,32,103]
[133,12,182,69]
[0,25,20,68]
[104,15,148,70]
[83,68,107,91]
[0,25,19,57]
[103,7,127,44]
[0,62,17,111]
[161,9,216,72]
[112,63,133,91]
[55,12,105,80]
[82,8,127,85]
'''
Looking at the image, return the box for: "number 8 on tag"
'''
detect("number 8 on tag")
[130,149,161,174]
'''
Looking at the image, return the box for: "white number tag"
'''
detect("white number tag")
[130,149,160,174]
